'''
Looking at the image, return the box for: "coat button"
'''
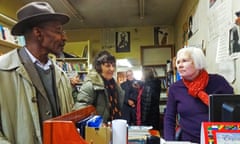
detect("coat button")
[46,111,51,116]
[31,97,37,103]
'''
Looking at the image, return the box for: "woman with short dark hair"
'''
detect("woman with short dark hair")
[74,50,125,123]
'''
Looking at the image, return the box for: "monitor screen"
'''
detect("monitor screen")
[209,94,240,122]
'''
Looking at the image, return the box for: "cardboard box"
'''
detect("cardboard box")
[85,127,111,144]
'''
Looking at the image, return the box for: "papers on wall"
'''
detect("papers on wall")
[217,60,236,83]
[208,0,232,61]
[208,0,232,41]
[207,0,236,83]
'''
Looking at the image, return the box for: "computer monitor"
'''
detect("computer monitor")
[209,94,240,122]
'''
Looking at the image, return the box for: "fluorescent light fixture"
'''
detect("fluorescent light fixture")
[139,0,145,19]
[116,59,132,67]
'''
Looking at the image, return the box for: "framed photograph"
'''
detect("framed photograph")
[188,15,193,39]
[116,32,130,52]
[229,25,240,56]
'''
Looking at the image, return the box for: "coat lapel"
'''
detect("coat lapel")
[18,48,48,100]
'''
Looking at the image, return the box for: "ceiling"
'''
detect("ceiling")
[19,0,184,30]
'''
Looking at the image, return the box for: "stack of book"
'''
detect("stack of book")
[128,126,152,143]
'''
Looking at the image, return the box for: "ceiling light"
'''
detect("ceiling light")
[139,0,145,19]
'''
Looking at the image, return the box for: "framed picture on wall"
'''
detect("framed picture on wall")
[229,26,240,55]
[116,31,130,52]
[188,15,193,39]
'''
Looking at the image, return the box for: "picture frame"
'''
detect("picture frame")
[116,31,130,52]
[229,25,240,56]
[140,45,174,65]
[188,15,193,39]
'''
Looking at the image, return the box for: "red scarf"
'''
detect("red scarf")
[136,87,144,125]
[183,69,209,106]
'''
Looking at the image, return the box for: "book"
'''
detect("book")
[81,45,88,58]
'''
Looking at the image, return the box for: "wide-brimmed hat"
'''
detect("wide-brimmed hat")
[11,1,70,36]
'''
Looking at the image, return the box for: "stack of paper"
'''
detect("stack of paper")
[128,126,152,140]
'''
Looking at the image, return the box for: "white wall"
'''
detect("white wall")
[175,0,240,93]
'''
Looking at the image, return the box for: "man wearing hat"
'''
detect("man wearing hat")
[0,2,79,144]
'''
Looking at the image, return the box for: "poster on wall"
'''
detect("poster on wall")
[188,11,199,40]
[229,25,240,59]
[182,7,199,46]
[188,16,193,39]
[153,27,169,46]
[116,32,130,52]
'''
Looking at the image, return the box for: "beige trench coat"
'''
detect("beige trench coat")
[0,48,74,144]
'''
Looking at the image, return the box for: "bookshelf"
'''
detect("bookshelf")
[0,21,24,54]
[56,57,88,84]
[141,64,169,113]
[140,44,175,94]
[56,40,90,85]
[142,64,167,90]
[0,39,21,54]
[140,45,175,131]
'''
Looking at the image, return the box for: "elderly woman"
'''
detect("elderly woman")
[164,47,233,143]
[74,50,124,123]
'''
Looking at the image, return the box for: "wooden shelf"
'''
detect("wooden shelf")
[142,64,166,67]
[0,39,20,53]
[56,41,90,84]
[56,57,88,61]
[0,39,20,48]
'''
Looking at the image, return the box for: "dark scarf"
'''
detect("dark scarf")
[183,69,209,106]
[103,78,122,120]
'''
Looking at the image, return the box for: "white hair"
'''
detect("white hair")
[176,46,206,70]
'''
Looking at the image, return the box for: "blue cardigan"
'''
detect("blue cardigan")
[164,74,234,143]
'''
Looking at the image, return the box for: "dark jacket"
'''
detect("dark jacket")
[141,78,161,130]
[121,79,139,124]
[121,80,138,104]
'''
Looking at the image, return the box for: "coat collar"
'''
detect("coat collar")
[85,70,105,86]
[0,49,22,70]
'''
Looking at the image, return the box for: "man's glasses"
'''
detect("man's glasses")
[37,25,66,36]
[48,29,66,36]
